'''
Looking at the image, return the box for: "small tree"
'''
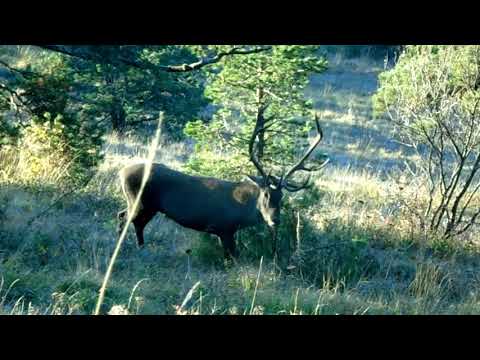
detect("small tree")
[184,45,328,180]
[2,45,272,139]
[374,45,480,239]
[183,46,329,259]
[1,50,103,186]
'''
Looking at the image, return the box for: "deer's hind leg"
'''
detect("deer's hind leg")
[117,209,128,238]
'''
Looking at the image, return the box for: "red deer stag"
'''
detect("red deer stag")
[117,115,327,259]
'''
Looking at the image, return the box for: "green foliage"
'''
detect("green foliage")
[0,115,19,147]
[0,270,41,305]
[183,119,253,179]
[54,276,126,314]
[373,45,480,120]
[183,46,329,261]
[191,234,226,267]
[232,196,381,287]
[0,51,103,186]
[18,53,73,118]
[66,46,209,138]
[184,45,328,179]
[373,46,480,238]
[1,46,210,150]
[19,113,103,186]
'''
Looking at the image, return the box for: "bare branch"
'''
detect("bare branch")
[455,207,480,236]
[37,45,272,74]
[0,59,37,78]
[161,46,272,72]
[455,180,480,228]
[445,152,480,236]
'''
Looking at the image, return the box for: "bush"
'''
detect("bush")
[1,50,104,188]
[18,113,103,187]
[0,115,19,147]
[374,45,480,240]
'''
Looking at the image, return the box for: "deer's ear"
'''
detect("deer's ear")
[267,175,282,188]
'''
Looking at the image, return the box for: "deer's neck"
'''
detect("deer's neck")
[230,181,263,228]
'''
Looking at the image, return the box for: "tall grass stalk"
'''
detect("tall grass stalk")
[249,256,263,315]
[177,281,201,314]
[94,113,164,315]
[0,278,19,308]
[127,278,149,313]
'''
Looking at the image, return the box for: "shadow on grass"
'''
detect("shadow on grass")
[304,59,418,175]
[0,181,122,271]
[311,120,415,175]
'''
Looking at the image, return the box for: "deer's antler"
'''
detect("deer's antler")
[280,114,328,192]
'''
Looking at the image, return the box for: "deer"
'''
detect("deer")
[117,114,328,260]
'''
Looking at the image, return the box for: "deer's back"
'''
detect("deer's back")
[120,163,261,232]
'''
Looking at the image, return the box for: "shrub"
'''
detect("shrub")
[18,112,103,187]
[374,46,480,240]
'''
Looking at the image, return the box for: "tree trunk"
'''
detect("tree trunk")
[110,100,126,134]
[256,87,266,166]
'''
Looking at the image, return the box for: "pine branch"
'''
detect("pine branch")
[36,45,272,73]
